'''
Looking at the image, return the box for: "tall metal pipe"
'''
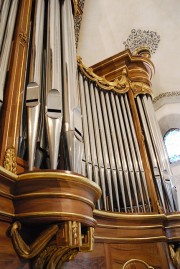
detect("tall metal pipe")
[46,0,62,169]
[26,0,45,170]
[62,0,83,173]
[0,0,18,113]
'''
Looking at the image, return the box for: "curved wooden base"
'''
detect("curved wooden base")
[14,170,101,226]
[0,167,179,269]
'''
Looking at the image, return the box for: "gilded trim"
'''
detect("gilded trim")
[168,237,180,241]
[0,190,13,199]
[169,244,180,268]
[95,235,167,242]
[72,0,82,16]
[165,225,180,229]
[77,56,130,93]
[17,171,101,197]
[0,166,17,180]
[16,212,97,226]
[94,209,166,220]
[131,82,153,97]
[123,259,154,269]
[16,192,95,209]
[167,214,180,220]
[97,223,163,230]
[92,49,155,78]
[10,222,59,259]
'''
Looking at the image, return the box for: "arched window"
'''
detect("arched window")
[164,128,180,163]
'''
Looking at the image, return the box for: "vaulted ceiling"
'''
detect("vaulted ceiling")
[77,0,180,97]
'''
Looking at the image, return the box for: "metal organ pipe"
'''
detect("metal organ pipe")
[124,94,151,211]
[78,68,153,212]
[26,0,45,171]
[45,0,62,169]
[0,0,11,51]
[136,94,177,212]
[62,0,83,173]
[0,0,19,112]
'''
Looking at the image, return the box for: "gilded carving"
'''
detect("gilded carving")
[72,0,83,16]
[169,244,180,268]
[10,221,59,259]
[19,32,28,45]
[73,0,85,46]
[130,81,153,97]
[77,56,130,93]
[123,259,154,268]
[3,147,17,174]
[10,221,95,268]
[33,245,78,269]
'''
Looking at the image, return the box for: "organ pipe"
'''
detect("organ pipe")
[1,0,177,214]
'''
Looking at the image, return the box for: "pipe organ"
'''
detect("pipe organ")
[0,1,179,269]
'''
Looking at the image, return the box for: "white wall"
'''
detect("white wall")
[155,100,180,210]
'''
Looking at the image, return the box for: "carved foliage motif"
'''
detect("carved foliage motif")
[131,82,153,98]
[33,245,78,269]
[77,56,130,93]
[3,147,17,174]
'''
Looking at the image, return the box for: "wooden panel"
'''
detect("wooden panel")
[108,243,165,269]
[63,243,107,269]
[0,0,32,165]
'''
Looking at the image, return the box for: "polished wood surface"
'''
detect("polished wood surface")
[0,0,32,166]
[128,89,159,212]
[0,164,179,268]
[91,49,154,85]
[63,241,174,269]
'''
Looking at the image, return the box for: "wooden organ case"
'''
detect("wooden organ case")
[0,1,179,269]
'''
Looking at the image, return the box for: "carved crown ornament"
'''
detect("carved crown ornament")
[77,56,153,97]
[123,29,160,56]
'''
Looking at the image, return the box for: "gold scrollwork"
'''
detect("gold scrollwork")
[169,244,180,268]
[33,245,78,269]
[131,81,153,97]
[10,220,95,268]
[123,259,154,269]
[77,56,130,93]
[10,221,59,259]
[3,147,17,174]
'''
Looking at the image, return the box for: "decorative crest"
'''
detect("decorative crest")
[4,147,17,174]
[123,29,160,55]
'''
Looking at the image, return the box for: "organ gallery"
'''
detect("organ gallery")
[0,0,179,268]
